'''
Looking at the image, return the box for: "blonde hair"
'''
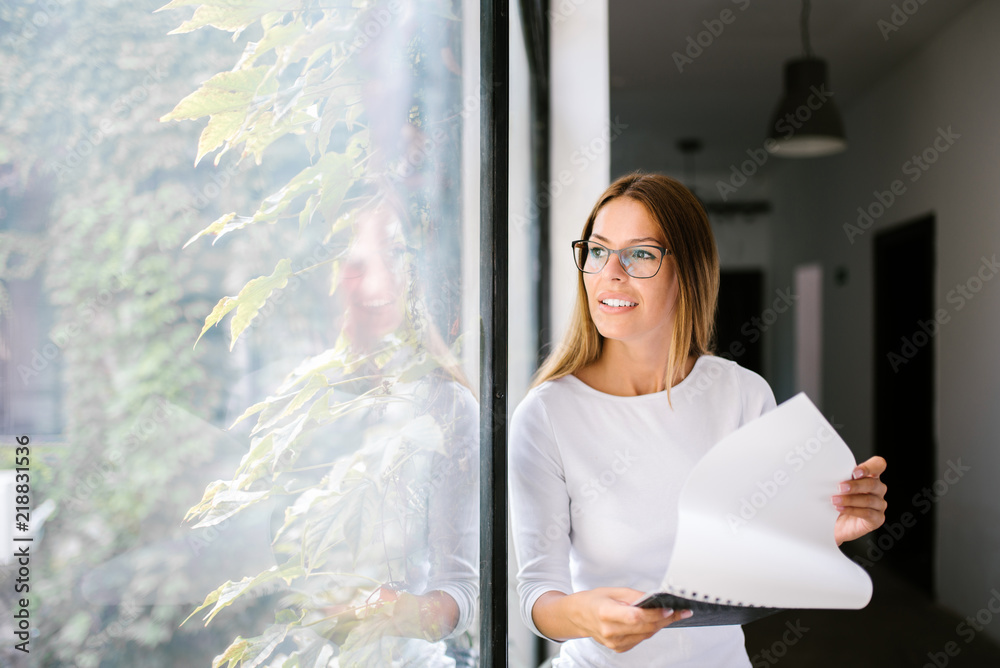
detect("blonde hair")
[531,172,719,402]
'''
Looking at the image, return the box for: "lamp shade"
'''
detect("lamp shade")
[766,57,846,158]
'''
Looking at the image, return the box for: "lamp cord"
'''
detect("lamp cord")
[801,0,813,57]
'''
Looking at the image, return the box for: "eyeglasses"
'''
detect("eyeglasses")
[571,240,670,279]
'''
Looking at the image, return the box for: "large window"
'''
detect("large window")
[1,1,493,665]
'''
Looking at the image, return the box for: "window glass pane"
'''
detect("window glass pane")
[0,1,481,665]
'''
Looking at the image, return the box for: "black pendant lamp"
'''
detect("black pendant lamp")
[766,0,846,158]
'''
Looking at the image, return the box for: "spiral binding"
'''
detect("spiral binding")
[664,583,761,609]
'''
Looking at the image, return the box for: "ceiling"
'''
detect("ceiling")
[609,0,981,177]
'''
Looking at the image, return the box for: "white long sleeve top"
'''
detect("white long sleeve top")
[509,355,777,667]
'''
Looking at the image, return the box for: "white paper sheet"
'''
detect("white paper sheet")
[648,392,872,611]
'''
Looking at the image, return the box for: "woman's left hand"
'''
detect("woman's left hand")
[321,589,458,646]
[833,456,888,545]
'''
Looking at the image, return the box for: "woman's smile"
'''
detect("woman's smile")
[597,291,639,313]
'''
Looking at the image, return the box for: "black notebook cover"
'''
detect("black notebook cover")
[633,592,783,627]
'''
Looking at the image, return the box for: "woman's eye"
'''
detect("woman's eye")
[630,249,654,261]
[589,246,606,259]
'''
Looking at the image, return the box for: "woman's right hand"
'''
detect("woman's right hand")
[532,588,693,653]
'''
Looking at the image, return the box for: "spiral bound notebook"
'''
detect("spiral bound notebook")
[632,393,873,627]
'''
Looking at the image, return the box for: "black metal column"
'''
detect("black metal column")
[519,0,551,369]
[480,1,508,667]
[517,1,553,662]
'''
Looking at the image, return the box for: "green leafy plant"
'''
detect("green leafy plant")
[159,1,476,665]
[0,1,280,665]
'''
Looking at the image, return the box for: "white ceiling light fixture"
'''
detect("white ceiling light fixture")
[766,0,846,158]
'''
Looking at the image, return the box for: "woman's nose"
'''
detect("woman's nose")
[603,251,629,279]
[359,256,393,292]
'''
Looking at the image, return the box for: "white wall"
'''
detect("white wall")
[549,0,610,345]
[767,0,1000,641]
[507,0,535,431]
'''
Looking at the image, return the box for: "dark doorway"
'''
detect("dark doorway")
[873,215,935,597]
[716,269,764,375]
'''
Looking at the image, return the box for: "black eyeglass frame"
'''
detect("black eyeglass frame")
[571,239,672,279]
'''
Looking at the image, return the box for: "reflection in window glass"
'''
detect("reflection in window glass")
[0,1,480,665]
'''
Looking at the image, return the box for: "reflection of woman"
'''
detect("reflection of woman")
[339,202,410,345]
[263,193,479,666]
[509,173,887,667]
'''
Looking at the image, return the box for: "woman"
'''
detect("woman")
[509,173,887,667]
[192,192,480,668]
[326,196,479,651]
[302,195,479,666]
